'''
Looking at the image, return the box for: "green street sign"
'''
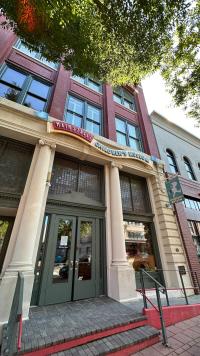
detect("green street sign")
[165,176,184,204]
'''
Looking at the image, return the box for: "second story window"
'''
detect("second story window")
[72,75,102,93]
[64,95,102,135]
[0,65,51,112]
[166,149,179,174]
[113,87,136,111]
[15,40,58,69]
[115,118,143,151]
[183,156,196,181]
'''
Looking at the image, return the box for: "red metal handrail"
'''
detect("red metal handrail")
[17,314,23,351]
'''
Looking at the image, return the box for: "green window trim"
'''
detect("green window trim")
[115,117,143,151]
[72,75,102,93]
[113,87,137,112]
[64,94,103,136]
[14,39,59,70]
[0,64,52,112]
[166,149,179,174]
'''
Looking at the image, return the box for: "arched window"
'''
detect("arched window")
[166,149,178,174]
[183,157,196,180]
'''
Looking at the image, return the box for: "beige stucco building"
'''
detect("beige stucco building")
[0,98,193,336]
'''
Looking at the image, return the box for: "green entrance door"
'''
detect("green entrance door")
[38,214,97,305]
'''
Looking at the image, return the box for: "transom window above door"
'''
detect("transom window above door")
[113,87,137,111]
[0,65,52,112]
[64,95,102,135]
[72,75,102,93]
[115,117,143,151]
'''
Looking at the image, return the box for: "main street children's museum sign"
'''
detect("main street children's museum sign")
[48,121,152,164]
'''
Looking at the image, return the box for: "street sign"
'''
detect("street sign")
[165,176,184,204]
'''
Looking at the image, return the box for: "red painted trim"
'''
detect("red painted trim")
[22,319,146,356]
[145,304,200,329]
[107,335,160,356]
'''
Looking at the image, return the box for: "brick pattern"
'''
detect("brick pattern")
[52,326,159,356]
[175,203,200,291]
[134,314,200,356]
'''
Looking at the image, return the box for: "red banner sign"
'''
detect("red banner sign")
[52,121,94,143]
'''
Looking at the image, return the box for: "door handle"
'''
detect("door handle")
[75,260,79,269]
[69,260,74,268]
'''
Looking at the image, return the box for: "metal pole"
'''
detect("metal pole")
[179,271,189,305]
[140,269,147,309]
[155,283,168,347]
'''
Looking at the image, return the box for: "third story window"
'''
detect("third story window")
[72,75,102,93]
[113,87,136,111]
[166,149,179,174]
[15,40,58,69]
[64,95,102,135]
[0,65,51,111]
[183,157,196,181]
[115,117,143,151]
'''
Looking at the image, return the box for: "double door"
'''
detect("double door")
[38,214,100,305]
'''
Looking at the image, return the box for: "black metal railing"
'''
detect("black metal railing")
[1,272,24,356]
[138,267,200,347]
[139,269,168,346]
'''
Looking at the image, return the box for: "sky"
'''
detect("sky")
[142,72,200,139]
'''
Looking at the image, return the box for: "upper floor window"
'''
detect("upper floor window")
[15,40,58,69]
[64,95,102,135]
[0,65,51,112]
[113,87,136,111]
[183,157,196,181]
[188,220,200,259]
[115,117,143,151]
[166,149,178,174]
[184,197,200,211]
[72,75,102,93]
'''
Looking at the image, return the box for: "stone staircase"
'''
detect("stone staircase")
[17,297,159,356]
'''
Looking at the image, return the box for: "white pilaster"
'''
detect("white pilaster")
[108,162,136,301]
[0,139,55,337]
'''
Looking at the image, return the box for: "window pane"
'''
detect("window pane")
[78,221,92,280]
[86,120,100,135]
[129,137,140,151]
[0,83,19,102]
[65,112,82,127]
[28,80,50,99]
[128,124,137,138]
[116,132,127,146]
[124,221,156,271]
[40,57,58,69]
[123,89,134,102]
[184,199,191,208]
[2,68,26,88]
[18,41,38,58]
[24,95,46,111]
[68,96,83,115]
[116,118,126,133]
[124,99,133,110]
[87,105,101,123]
[120,175,132,210]
[88,79,101,92]
[113,93,121,104]
[72,75,85,84]
[169,165,178,174]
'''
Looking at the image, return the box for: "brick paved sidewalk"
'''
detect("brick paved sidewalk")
[133,315,200,356]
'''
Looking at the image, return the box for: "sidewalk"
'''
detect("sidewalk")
[133,315,200,356]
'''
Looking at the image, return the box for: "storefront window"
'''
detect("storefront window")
[188,220,200,260]
[124,221,156,271]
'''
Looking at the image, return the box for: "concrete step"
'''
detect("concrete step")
[20,315,148,355]
[52,325,160,356]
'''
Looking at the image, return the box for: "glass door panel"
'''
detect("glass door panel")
[73,217,96,300]
[38,215,76,305]
[52,218,72,283]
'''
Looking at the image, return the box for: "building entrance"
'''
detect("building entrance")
[36,213,103,305]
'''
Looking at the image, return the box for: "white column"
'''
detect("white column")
[109,162,136,301]
[0,139,55,338]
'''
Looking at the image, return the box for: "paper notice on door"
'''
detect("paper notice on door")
[60,235,68,246]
